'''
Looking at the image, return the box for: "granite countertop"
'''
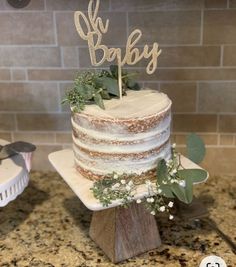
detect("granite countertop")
[0,172,235,267]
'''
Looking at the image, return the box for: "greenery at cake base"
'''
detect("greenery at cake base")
[62,65,140,112]
[90,134,207,219]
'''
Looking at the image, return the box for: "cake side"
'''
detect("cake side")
[72,89,172,181]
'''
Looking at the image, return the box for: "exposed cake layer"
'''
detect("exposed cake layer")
[72,89,172,181]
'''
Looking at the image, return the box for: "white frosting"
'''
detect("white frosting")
[82,89,171,118]
[72,89,172,178]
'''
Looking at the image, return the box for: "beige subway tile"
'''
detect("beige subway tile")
[204,10,236,44]
[0,13,54,45]
[28,69,77,81]
[172,133,218,145]
[198,82,236,112]
[46,0,109,10]
[220,134,234,145]
[223,46,236,66]
[219,115,236,133]
[205,0,227,8]
[159,46,220,67]
[173,114,217,132]
[140,68,236,81]
[0,69,10,80]
[62,47,79,68]
[13,132,55,144]
[56,12,127,46]
[0,83,59,112]
[0,47,60,67]
[56,133,72,144]
[112,0,204,11]
[11,69,26,81]
[0,0,44,10]
[59,83,73,112]
[0,132,12,142]
[129,11,201,45]
[229,0,236,7]
[159,83,196,112]
[32,145,62,171]
[201,147,236,175]
[0,114,15,131]
[16,113,71,131]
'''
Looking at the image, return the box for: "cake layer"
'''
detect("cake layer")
[72,89,172,181]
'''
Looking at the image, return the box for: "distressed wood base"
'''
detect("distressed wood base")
[89,202,162,263]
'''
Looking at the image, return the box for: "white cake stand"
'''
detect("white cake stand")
[0,139,29,207]
[49,149,209,263]
[48,149,208,211]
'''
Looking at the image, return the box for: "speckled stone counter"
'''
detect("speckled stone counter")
[0,172,235,267]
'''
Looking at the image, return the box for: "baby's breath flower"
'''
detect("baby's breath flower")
[168,201,174,208]
[179,180,186,187]
[136,199,141,204]
[111,183,120,190]
[125,185,131,191]
[150,211,156,216]
[120,179,126,185]
[147,197,154,203]
[113,174,119,179]
[172,143,176,148]
[128,180,133,186]
[157,188,162,194]
[169,214,174,220]
[159,206,165,212]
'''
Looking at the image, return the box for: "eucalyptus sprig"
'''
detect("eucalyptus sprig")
[90,134,207,219]
[62,65,140,112]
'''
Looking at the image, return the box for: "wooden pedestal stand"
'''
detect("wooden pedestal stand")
[89,202,161,263]
[48,149,208,263]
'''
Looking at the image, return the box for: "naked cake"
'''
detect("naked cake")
[72,89,172,182]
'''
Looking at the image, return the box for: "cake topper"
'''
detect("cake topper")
[74,0,162,99]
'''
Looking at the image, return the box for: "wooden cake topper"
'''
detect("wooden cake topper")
[74,0,162,99]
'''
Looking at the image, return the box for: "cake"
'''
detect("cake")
[72,89,172,182]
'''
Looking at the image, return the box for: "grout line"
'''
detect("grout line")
[220,45,224,66]
[53,11,58,46]
[200,9,204,45]
[60,47,65,68]
[196,81,199,113]
[227,0,230,8]
[9,69,13,81]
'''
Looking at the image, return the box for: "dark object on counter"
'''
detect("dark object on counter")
[0,141,36,160]
[176,197,236,255]
[7,0,31,9]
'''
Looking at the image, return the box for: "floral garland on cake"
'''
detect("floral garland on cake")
[91,133,207,220]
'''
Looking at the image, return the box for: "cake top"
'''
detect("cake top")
[82,89,171,119]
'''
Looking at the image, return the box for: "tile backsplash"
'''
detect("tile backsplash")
[0,0,235,175]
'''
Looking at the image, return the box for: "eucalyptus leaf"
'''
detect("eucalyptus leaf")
[178,169,208,184]
[94,93,105,110]
[99,77,120,96]
[110,65,118,78]
[187,133,206,164]
[158,185,175,198]
[100,90,111,100]
[184,175,193,203]
[171,183,188,204]
[157,159,168,184]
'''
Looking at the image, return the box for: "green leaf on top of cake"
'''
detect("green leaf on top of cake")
[62,65,140,112]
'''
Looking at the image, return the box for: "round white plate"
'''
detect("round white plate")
[0,139,29,207]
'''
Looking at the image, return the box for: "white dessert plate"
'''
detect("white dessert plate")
[0,139,29,207]
[49,149,209,211]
